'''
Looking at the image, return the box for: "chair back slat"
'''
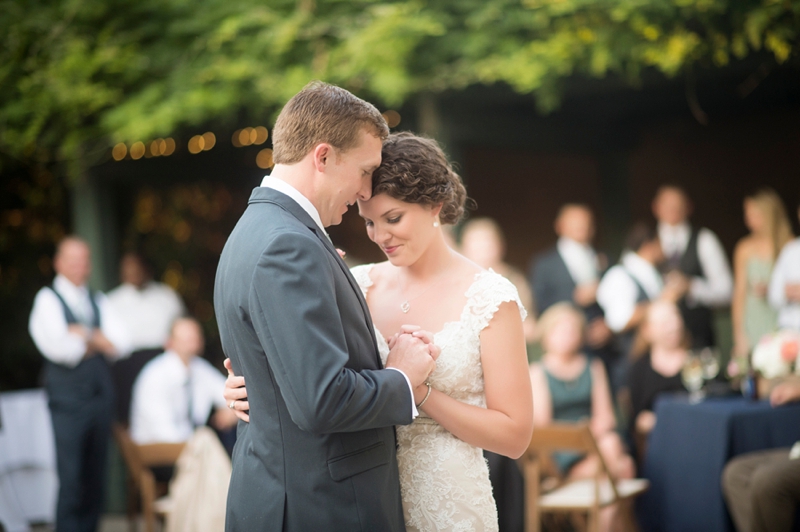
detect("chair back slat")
[520,422,650,532]
[138,443,186,467]
[526,422,594,455]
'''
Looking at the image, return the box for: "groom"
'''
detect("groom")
[214,82,437,531]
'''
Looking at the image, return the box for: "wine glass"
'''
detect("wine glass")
[681,356,705,403]
[699,348,720,381]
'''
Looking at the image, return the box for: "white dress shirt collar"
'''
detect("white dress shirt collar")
[261,176,328,239]
[621,252,663,299]
[53,274,88,297]
[53,274,94,324]
[658,221,691,257]
[164,349,189,370]
[557,237,599,285]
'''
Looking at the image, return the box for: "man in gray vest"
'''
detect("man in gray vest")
[653,185,733,348]
[29,236,131,531]
[214,82,438,531]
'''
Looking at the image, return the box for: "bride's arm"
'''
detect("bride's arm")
[416,301,533,459]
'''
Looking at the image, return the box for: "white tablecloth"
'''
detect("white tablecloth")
[0,389,58,532]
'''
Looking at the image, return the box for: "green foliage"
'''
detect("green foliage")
[1,0,799,176]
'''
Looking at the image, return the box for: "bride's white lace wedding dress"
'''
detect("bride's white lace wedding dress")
[352,264,527,532]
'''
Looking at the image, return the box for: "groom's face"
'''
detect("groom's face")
[318,128,382,227]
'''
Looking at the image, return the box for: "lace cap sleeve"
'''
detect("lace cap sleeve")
[349,263,375,298]
[464,269,527,333]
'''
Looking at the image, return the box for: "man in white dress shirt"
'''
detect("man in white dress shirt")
[28,236,132,532]
[130,317,237,445]
[652,185,733,347]
[597,223,686,390]
[107,252,185,352]
[107,252,185,423]
[769,203,800,332]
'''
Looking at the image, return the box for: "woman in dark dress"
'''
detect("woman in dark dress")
[628,300,688,458]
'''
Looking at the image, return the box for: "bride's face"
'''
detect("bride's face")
[358,193,441,267]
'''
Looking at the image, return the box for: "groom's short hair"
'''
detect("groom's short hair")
[272,81,389,165]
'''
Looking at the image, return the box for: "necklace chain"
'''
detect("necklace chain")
[397,269,450,314]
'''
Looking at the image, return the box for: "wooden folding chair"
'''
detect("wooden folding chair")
[113,424,186,532]
[518,422,649,532]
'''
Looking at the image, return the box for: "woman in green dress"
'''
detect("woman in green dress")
[732,188,794,358]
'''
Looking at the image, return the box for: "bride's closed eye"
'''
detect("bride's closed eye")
[387,215,402,224]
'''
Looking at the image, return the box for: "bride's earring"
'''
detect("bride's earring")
[433,219,440,228]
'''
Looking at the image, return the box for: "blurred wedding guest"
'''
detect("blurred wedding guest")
[107,252,185,423]
[529,204,614,369]
[529,303,634,532]
[597,223,686,391]
[130,317,237,446]
[722,379,800,532]
[28,236,132,532]
[461,217,537,342]
[628,301,689,457]
[769,201,800,332]
[460,216,535,532]
[732,189,794,357]
[130,318,235,531]
[653,185,733,348]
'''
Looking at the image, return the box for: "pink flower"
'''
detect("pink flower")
[781,340,799,363]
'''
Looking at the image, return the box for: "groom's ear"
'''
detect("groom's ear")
[313,143,333,172]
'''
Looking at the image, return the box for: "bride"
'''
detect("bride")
[225,132,533,531]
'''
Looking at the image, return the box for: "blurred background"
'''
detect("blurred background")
[2,0,799,386]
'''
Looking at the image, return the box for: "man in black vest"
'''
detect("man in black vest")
[596,223,684,391]
[29,236,131,532]
[652,186,733,348]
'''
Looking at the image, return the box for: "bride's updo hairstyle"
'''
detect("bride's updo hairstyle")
[372,132,469,225]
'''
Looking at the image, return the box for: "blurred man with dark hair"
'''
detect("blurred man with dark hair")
[107,251,185,423]
[28,236,131,532]
[597,223,687,391]
[652,185,733,347]
[107,252,185,352]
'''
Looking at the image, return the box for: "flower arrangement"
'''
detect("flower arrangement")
[728,330,800,382]
[750,330,800,379]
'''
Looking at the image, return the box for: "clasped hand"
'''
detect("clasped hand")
[222,326,440,423]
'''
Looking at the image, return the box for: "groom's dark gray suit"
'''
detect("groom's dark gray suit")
[214,187,412,531]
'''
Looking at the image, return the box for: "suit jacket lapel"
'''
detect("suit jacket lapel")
[554,248,578,291]
[249,188,381,364]
[310,226,380,361]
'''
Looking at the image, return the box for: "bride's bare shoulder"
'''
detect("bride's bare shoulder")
[453,252,485,278]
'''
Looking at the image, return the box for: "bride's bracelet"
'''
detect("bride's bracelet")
[416,382,432,409]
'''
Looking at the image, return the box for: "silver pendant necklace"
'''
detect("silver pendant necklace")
[397,269,450,314]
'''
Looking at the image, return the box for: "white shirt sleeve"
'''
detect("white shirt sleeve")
[688,229,733,307]
[769,245,791,309]
[385,368,419,418]
[96,293,134,359]
[597,268,638,333]
[28,288,88,367]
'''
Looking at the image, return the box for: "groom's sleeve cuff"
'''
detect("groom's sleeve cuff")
[386,368,418,419]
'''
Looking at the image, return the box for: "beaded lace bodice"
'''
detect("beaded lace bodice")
[352,264,526,532]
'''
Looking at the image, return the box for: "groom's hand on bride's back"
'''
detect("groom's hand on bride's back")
[223,358,250,422]
[385,332,438,389]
